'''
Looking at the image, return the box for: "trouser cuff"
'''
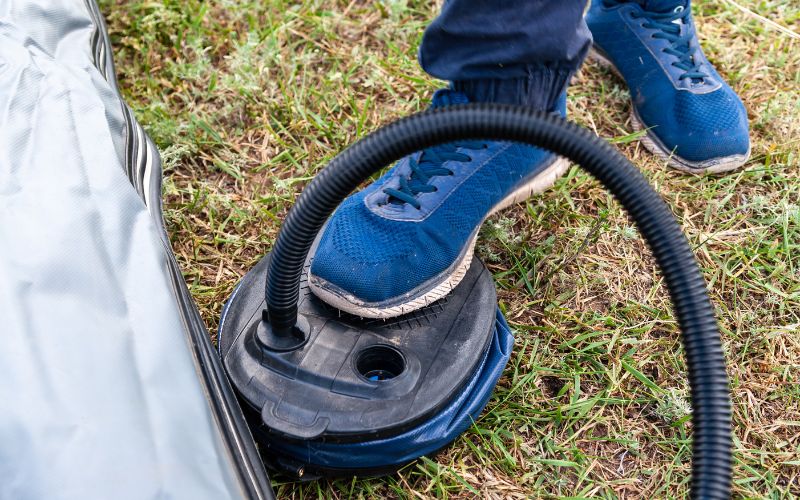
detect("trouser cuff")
[452,65,573,111]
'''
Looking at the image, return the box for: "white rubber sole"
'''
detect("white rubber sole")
[308,156,570,319]
[588,47,750,174]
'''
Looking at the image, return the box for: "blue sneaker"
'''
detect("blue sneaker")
[308,89,569,318]
[586,0,750,173]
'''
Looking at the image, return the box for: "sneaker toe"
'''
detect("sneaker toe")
[309,192,457,304]
[646,85,750,163]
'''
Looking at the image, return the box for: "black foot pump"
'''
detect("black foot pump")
[218,105,732,498]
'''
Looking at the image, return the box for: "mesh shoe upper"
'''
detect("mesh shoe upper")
[587,0,749,162]
[309,89,564,304]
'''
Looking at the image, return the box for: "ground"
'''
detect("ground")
[102,0,799,497]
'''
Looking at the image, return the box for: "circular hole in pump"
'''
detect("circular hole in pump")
[356,345,405,382]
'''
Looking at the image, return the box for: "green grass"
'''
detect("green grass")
[103,0,799,496]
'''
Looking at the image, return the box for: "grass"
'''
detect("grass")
[103,0,799,497]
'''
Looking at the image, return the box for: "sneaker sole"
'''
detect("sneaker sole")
[588,47,750,174]
[308,156,570,319]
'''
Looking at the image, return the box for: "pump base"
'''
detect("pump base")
[218,243,511,476]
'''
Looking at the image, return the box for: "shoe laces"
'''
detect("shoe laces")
[608,1,708,81]
[383,141,487,209]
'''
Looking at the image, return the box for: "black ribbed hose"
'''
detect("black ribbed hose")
[264,105,731,498]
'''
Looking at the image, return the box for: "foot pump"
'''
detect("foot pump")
[218,105,732,498]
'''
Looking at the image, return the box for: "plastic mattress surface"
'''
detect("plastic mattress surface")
[0,1,270,499]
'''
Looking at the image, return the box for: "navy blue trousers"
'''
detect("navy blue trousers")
[420,0,687,110]
[420,0,592,110]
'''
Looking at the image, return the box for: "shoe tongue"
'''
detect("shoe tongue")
[640,0,688,13]
[430,89,469,108]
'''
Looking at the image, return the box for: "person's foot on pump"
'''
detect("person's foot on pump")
[307,88,569,318]
[586,0,750,173]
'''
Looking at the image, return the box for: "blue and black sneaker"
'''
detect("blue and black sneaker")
[308,89,569,318]
[587,0,750,173]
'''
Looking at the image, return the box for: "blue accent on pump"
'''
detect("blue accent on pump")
[257,308,514,471]
[587,0,749,163]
